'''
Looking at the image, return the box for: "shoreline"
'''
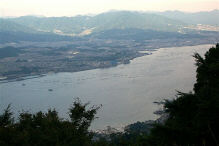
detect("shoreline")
[0,43,214,131]
[0,43,214,84]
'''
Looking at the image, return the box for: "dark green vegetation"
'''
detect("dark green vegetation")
[0,44,218,145]
[0,99,100,146]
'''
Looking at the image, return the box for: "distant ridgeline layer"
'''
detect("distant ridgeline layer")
[0,10,219,43]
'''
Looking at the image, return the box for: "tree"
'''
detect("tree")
[146,43,219,146]
[0,98,100,146]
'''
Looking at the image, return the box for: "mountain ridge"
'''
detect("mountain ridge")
[4,11,187,35]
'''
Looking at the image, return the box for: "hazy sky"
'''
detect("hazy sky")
[0,0,218,17]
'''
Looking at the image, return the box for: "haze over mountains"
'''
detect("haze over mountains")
[157,9,219,25]
[5,11,185,34]
[0,10,219,41]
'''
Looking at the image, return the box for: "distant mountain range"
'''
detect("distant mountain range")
[157,10,219,26]
[0,19,37,33]
[2,11,186,35]
[0,10,218,43]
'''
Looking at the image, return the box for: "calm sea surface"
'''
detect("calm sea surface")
[0,44,213,129]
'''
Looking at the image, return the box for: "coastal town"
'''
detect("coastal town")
[0,33,218,81]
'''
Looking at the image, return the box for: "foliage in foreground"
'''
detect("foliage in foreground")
[0,99,100,146]
[146,43,219,146]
